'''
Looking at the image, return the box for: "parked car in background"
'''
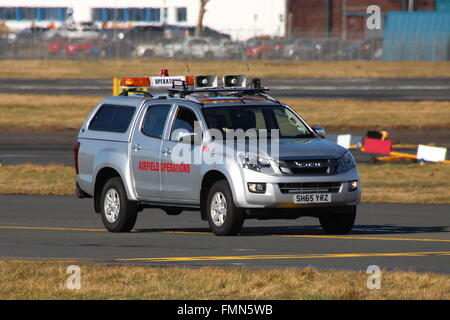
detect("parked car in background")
[186,26,231,40]
[7,27,52,58]
[9,27,51,42]
[134,41,168,59]
[283,38,317,60]
[211,39,245,60]
[245,38,284,59]
[99,28,134,59]
[0,36,9,58]
[47,36,67,56]
[47,37,105,58]
[341,38,383,60]
[57,22,101,40]
[66,38,106,58]
[246,39,270,59]
[165,37,216,60]
[312,37,351,60]
[120,25,165,45]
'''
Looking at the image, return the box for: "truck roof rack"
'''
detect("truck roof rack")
[115,73,281,104]
[167,79,280,104]
[168,87,281,105]
[168,86,268,97]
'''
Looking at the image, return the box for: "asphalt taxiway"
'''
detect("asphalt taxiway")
[0,195,449,272]
[1,77,449,100]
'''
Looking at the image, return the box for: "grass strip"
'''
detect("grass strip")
[1,94,450,131]
[0,262,448,299]
[359,163,450,204]
[0,163,75,195]
[0,94,96,131]
[286,99,450,130]
[0,60,449,79]
[0,163,449,204]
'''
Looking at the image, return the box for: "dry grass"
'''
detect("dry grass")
[359,163,450,204]
[1,163,449,204]
[0,262,448,299]
[0,94,97,131]
[0,60,449,79]
[1,94,450,131]
[285,99,450,130]
[0,163,75,195]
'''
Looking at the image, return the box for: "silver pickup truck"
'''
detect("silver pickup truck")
[75,75,361,236]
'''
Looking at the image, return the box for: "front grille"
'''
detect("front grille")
[290,167,328,174]
[279,159,338,175]
[278,182,342,194]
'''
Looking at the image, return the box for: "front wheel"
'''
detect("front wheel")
[206,180,244,236]
[319,206,356,234]
[100,177,137,232]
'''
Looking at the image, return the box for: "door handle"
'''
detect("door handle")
[132,143,142,151]
[161,148,171,155]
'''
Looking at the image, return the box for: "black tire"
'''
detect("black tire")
[100,177,137,232]
[319,206,356,234]
[206,180,244,236]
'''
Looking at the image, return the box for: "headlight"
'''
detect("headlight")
[337,151,356,173]
[238,153,273,173]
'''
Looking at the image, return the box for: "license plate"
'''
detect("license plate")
[294,193,331,204]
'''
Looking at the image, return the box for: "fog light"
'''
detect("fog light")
[248,183,266,193]
[349,180,358,191]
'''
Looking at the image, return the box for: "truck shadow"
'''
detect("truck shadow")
[134,225,449,236]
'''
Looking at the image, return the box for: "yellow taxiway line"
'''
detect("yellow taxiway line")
[113,251,450,262]
[2,251,450,264]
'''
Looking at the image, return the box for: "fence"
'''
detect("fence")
[0,26,448,61]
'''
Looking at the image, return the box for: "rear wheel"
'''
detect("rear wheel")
[100,177,137,232]
[206,180,244,236]
[319,206,356,234]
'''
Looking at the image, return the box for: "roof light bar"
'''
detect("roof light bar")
[119,70,249,90]
[120,77,150,88]
[149,76,186,88]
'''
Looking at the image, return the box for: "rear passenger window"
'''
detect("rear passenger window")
[141,105,171,139]
[89,104,135,133]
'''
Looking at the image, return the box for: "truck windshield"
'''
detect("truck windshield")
[201,105,314,139]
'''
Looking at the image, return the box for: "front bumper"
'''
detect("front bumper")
[232,167,361,209]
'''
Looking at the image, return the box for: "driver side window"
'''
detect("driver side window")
[170,106,199,141]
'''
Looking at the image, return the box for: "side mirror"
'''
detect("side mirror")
[312,126,326,138]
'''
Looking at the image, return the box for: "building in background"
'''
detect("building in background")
[286,0,436,39]
[0,0,286,40]
[382,10,450,61]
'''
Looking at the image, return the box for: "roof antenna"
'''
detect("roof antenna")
[246,63,250,72]
[186,64,190,73]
